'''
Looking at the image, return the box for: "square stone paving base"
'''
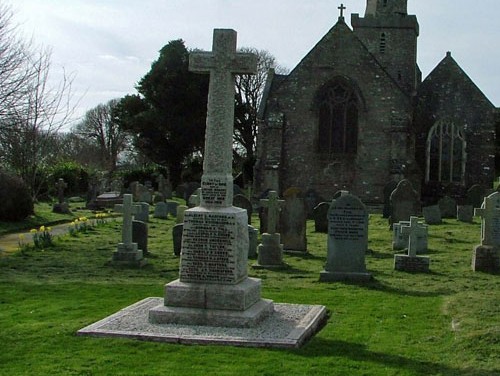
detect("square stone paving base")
[77,297,327,349]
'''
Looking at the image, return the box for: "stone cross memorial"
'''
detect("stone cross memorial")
[255,191,286,268]
[472,192,500,273]
[149,29,274,327]
[394,216,430,272]
[113,194,146,266]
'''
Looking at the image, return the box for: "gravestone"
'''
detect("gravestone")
[389,179,420,227]
[472,192,500,273]
[457,205,473,223]
[305,189,322,219]
[135,203,150,222]
[132,220,148,256]
[438,196,456,218]
[383,180,399,218]
[280,187,307,253]
[320,193,372,282]
[134,183,153,204]
[176,205,188,224]
[95,192,122,209]
[113,194,146,267]
[394,217,430,272]
[248,225,258,259]
[172,223,183,256]
[149,29,274,328]
[313,202,330,233]
[53,178,71,214]
[422,205,442,225]
[466,184,485,209]
[188,188,201,208]
[233,194,253,224]
[86,179,99,210]
[255,191,286,268]
[153,202,169,219]
[392,219,428,254]
[166,201,179,217]
[157,174,173,200]
[183,182,201,203]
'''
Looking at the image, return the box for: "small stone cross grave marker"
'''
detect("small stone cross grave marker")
[401,216,421,257]
[114,194,142,247]
[260,191,285,234]
[474,192,500,247]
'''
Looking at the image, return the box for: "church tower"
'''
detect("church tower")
[352,0,419,95]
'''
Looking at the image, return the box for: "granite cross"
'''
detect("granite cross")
[338,3,346,18]
[260,191,285,234]
[189,29,257,209]
[474,192,500,246]
[401,216,421,257]
[55,178,67,204]
[114,194,142,246]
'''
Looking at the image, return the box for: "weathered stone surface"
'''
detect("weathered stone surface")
[472,192,500,273]
[392,219,428,254]
[383,181,399,218]
[233,194,253,224]
[471,245,500,273]
[132,220,148,255]
[389,179,420,227]
[153,202,169,219]
[280,187,307,253]
[394,254,430,273]
[438,196,457,218]
[320,193,371,282]
[466,184,486,209]
[135,203,150,223]
[176,205,188,224]
[422,205,442,225]
[457,205,473,223]
[255,233,285,268]
[313,202,330,233]
[166,201,179,217]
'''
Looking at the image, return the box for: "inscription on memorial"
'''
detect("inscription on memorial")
[201,177,228,206]
[180,212,237,283]
[328,207,366,241]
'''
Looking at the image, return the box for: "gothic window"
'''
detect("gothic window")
[426,120,466,183]
[380,33,386,54]
[317,81,358,155]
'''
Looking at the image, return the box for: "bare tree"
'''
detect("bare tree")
[233,48,287,181]
[73,99,129,174]
[0,3,36,117]
[0,47,76,198]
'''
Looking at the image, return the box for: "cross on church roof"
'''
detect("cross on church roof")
[338,3,346,19]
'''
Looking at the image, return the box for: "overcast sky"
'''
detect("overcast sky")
[6,0,500,128]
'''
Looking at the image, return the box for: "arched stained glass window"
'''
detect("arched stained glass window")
[426,120,466,183]
[317,81,358,155]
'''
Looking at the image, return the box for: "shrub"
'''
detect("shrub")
[49,161,89,196]
[0,170,34,221]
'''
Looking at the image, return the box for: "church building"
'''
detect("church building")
[254,0,498,205]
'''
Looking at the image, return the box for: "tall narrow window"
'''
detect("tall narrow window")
[380,33,386,54]
[317,81,358,155]
[426,120,466,183]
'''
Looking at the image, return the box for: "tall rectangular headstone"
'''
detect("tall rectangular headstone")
[149,29,274,327]
[280,187,307,253]
[320,193,371,282]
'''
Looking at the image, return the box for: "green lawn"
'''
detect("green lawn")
[0,211,498,375]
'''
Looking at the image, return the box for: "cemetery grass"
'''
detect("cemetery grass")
[0,201,96,236]
[0,214,499,375]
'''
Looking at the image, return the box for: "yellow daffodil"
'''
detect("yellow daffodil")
[30,229,37,233]
[39,226,45,232]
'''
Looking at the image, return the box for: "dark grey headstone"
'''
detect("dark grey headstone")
[389,179,420,227]
[457,205,473,223]
[153,202,168,219]
[304,189,322,219]
[438,196,456,218]
[132,220,148,255]
[422,205,442,225]
[248,225,258,259]
[135,203,150,222]
[313,202,330,233]
[166,201,179,217]
[466,184,486,209]
[233,194,253,224]
[383,181,399,218]
[172,223,183,256]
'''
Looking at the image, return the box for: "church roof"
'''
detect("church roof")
[419,52,495,108]
[259,16,411,118]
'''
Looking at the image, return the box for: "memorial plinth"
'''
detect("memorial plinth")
[148,29,272,327]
